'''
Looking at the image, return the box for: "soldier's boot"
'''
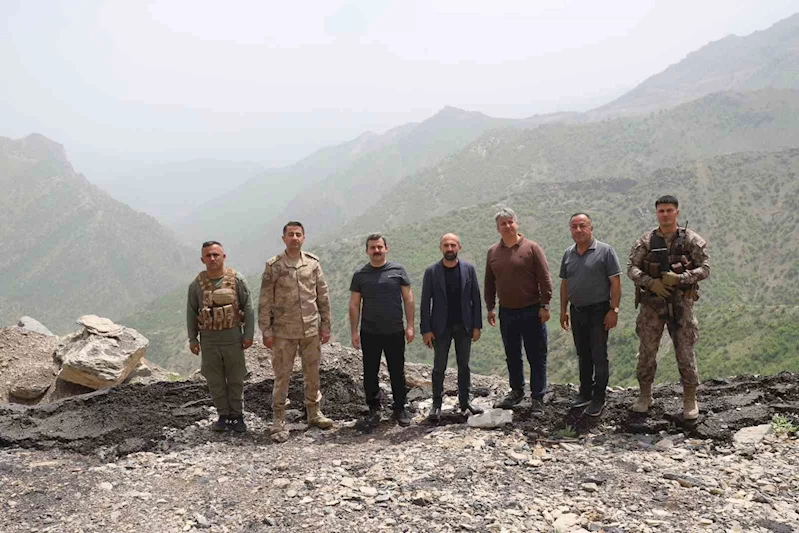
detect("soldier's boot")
[306,402,334,429]
[270,405,290,443]
[683,385,699,420]
[631,382,653,413]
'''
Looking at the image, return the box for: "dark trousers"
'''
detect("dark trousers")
[499,305,548,399]
[570,302,610,400]
[431,324,473,407]
[361,330,406,410]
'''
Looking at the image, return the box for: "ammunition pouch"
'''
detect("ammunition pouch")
[196,268,244,331]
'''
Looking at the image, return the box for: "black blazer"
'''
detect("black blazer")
[420,259,482,337]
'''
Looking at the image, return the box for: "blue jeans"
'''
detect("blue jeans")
[499,305,548,399]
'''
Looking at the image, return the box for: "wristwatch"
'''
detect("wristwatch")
[612,307,620,314]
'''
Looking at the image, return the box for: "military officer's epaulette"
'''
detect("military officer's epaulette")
[266,254,283,266]
[302,251,320,261]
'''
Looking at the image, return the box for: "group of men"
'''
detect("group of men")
[186,194,709,440]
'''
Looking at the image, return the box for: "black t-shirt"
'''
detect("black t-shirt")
[350,261,411,334]
[444,264,462,326]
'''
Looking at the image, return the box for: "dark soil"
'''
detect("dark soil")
[1,367,796,455]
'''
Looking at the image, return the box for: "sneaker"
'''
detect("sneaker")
[570,394,592,409]
[530,398,545,414]
[460,402,484,415]
[494,389,525,409]
[229,414,247,433]
[393,408,411,427]
[212,415,228,432]
[584,399,605,417]
[366,406,381,425]
[427,405,442,423]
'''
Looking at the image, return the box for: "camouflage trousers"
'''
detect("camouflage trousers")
[272,336,323,409]
[635,298,699,386]
[200,341,247,416]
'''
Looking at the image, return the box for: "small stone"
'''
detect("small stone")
[699,518,713,525]
[194,513,210,528]
[654,439,674,451]
[273,478,291,489]
[359,486,378,497]
[581,482,598,493]
[98,482,113,491]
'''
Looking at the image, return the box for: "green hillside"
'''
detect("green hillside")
[0,134,196,333]
[131,149,799,385]
[344,90,799,234]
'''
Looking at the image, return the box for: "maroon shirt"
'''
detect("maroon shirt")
[484,235,553,311]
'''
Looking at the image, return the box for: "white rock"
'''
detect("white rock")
[17,316,55,336]
[56,324,148,389]
[98,482,113,491]
[467,408,513,428]
[553,513,579,530]
[732,425,772,446]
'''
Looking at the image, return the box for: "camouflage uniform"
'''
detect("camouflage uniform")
[187,268,255,417]
[258,251,331,416]
[627,228,710,386]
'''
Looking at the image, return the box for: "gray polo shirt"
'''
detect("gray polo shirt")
[559,239,621,307]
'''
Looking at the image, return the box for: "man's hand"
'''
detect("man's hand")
[405,326,415,344]
[351,332,360,350]
[423,332,434,348]
[242,339,253,350]
[262,335,275,350]
[487,310,496,327]
[539,307,551,324]
[604,310,618,331]
[320,328,331,344]
[472,329,481,342]
[661,271,680,287]
[560,312,570,331]
[189,342,200,356]
[648,279,674,298]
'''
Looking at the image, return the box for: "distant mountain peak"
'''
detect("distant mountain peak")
[8,133,68,163]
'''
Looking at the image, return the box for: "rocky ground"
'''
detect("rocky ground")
[0,342,797,532]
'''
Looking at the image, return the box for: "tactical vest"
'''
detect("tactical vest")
[643,229,697,292]
[197,268,243,331]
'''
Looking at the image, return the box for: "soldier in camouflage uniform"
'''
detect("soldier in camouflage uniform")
[188,241,255,432]
[627,195,709,420]
[259,221,334,443]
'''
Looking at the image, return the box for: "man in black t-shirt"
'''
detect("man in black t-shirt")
[349,233,415,426]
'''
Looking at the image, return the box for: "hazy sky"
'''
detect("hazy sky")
[2,0,798,178]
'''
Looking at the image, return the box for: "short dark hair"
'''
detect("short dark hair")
[569,212,592,224]
[201,240,222,249]
[365,233,387,249]
[283,221,305,235]
[655,195,679,208]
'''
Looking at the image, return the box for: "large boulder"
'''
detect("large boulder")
[56,317,149,389]
[17,316,55,336]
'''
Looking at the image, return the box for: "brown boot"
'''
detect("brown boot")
[270,405,289,442]
[683,384,699,420]
[307,402,334,429]
[631,382,653,413]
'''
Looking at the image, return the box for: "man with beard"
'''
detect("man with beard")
[420,233,484,422]
[349,233,415,426]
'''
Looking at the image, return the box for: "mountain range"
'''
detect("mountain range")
[5,13,799,381]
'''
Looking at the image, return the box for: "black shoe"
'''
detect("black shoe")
[530,398,545,414]
[460,402,484,415]
[427,405,441,423]
[212,415,228,432]
[229,414,247,433]
[393,408,411,427]
[366,406,380,425]
[584,399,605,417]
[494,389,525,409]
[571,394,592,409]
